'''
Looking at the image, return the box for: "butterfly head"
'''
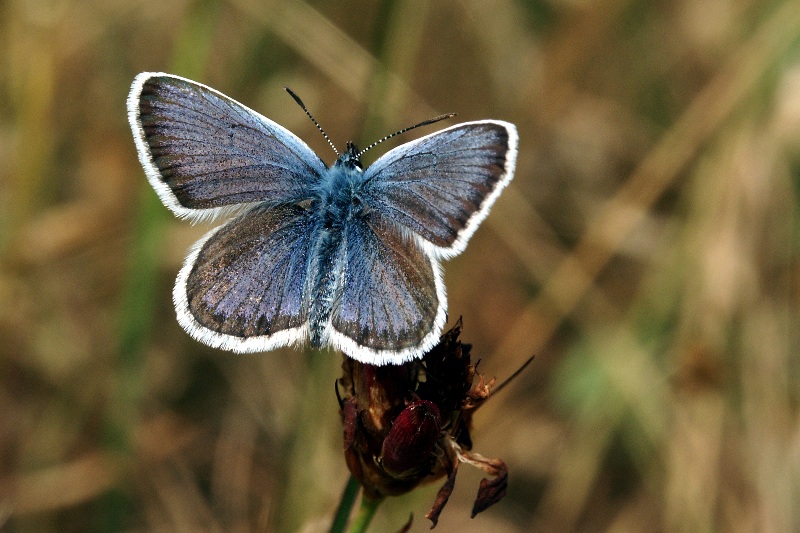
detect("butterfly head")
[335,141,363,171]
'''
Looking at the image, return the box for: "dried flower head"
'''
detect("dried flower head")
[337,319,528,527]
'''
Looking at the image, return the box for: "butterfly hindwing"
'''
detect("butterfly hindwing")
[128,73,326,221]
[361,120,517,258]
[328,212,446,365]
[175,203,314,353]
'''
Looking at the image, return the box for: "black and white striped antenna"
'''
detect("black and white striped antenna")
[285,86,339,156]
[356,113,456,158]
[286,86,456,160]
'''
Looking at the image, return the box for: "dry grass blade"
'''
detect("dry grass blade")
[229,0,437,119]
[2,0,798,531]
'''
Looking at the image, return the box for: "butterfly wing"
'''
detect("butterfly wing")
[327,212,446,365]
[128,72,326,222]
[175,203,314,353]
[361,120,517,258]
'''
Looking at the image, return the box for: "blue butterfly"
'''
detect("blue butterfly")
[127,73,517,365]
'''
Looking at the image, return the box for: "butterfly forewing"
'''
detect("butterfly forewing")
[328,213,446,365]
[176,203,313,353]
[361,121,517,258]
[128,73,326,221]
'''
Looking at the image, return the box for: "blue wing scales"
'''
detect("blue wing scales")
[128,72,326,221]
[360,121,517,258]
[175,203,314,353]
[328,212,446,365]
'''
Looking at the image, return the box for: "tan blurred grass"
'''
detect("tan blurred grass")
[1,0,799,532]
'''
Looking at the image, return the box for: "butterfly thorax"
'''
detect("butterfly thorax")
[316,143,365,222]
[307,142,368,347]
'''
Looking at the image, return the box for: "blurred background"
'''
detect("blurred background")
[2,0,800,531]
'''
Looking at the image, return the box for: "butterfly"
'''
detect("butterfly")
[127,72,517,365]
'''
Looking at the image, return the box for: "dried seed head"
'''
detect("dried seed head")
[337,319,528,526]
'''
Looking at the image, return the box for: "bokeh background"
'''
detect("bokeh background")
[2,0,800,531]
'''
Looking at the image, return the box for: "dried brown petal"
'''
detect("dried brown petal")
[425,461,459,528]
[342,397,358,450]
[471,468,508,517]
[416,318,473,416]
[457,450,509,517]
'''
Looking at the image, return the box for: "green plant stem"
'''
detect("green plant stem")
[329,475,361,533]
[346,495,384,533]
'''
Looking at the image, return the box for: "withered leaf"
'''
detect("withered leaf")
[471,468,508,517]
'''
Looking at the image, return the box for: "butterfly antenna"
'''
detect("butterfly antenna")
[284,86,339,156]
[357,113,457,158]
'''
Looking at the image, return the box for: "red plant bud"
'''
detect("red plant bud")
[380,400,442,479]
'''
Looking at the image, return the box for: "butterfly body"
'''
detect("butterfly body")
[306,142,368,347]
[128,73,517,365]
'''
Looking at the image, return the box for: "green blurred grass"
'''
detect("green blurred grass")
[1,0,800,531]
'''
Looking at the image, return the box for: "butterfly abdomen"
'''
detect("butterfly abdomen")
[307,231,343,348]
